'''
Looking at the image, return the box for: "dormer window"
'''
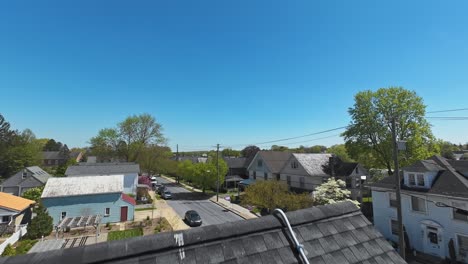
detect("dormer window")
[22,170,28,179]
[417,174,425,187]
[409,174,415,185]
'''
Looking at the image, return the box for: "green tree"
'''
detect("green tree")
[90,114,166,162]
[342,87,439,173]
[326,144,354,162]
[177,160,194,182]
[0,129,42,178]
[271,145,289,151]
[190,156,228,193]
[21,187,44,203]
[26,204,53,239]
[436,140,460,159]
[240,145,260,158]
[43,139,63,151]
[221,148,240,157]
[138,145,172,176]
[242,181,313,213]
[313,178,359,206]
[55,158,78,176]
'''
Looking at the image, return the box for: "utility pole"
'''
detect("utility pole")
[216,143,220,202]
[176,144,179,183]
[392,117,405,260]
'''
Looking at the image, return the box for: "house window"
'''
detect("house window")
[458,234,468,257]
[257,160,263,167]
[300,177,305,189]
[253,172,256,180]
[345,178,352,188]
[61,212,67,220]
[286,176,291,186]
[389,192,398,208]
[391,219,399,236]
[453,208,468,222]
[1,216,11,223]
[409,174,415,185]
[264,173,268,180]
[356,167,359,174]
[276,174,280,181]
[291,161,298,169]
[417,174,425,187]
[105,208,111,216]
[411,196,427,213]
[22,170,27,179]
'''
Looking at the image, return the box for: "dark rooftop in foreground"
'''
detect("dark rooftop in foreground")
[0,201,406,264]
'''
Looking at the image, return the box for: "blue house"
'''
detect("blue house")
[65,162,140,195]
[41,175,135,225]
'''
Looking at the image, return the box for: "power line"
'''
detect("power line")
[227,126,348,147]
[426,108,468,114]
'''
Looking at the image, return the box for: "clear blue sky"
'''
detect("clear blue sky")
[1,1,467,151]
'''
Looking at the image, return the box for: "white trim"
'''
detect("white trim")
[371,186,468,201]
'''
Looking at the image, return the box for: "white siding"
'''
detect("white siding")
[372,190,468,262]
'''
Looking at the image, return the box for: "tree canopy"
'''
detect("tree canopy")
[342,87,439,173]
[21,187,44,203]
[90,114,166,162]
[26,204,53,239]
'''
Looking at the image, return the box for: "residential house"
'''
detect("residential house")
[3,201,406,264]
[0,192,35,234]
[65,162,140,195]
[41,175,135,226]
[246,151,292,182]
[0,166,51,196]
[173,156,208,164]
[224,157,248,178]
[370,155,468,262]
[42,151,83,167]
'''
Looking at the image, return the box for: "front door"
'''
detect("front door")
[120,206,128,222]
[423,225,444,257]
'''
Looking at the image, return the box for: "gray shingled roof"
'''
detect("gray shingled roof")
[293,153,332,176]
[65,163,140,176]
[255,151,292,173]
[224,157,247,169]
[370,155,468,199]
[27,166,52,184]
[401,159,443,173]
[0,202,406,264]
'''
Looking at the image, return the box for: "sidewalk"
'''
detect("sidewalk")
[134,190,189,231]
[209,196,258,220]
[161,175,258,220]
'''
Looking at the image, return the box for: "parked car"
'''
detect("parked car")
[184,210,202,227]
[157,186,166,195]
[162,190,172,199]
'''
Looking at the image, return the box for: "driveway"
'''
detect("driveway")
[155,177,244,226]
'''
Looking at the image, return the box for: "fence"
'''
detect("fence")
[0,224,28,255]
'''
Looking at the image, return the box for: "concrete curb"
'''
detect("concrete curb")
[209,198,258,220]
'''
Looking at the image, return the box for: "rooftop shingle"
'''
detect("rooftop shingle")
[1,202,406,264]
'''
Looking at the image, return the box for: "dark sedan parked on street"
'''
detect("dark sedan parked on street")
[184,210,202,227]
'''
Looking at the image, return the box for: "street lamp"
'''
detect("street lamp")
[360,175,367,203]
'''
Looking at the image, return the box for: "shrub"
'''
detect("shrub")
[15,239,38,255]
[27,204,53,239]
[1,244,15,256]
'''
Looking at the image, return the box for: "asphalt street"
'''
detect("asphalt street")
[155,177,243,226]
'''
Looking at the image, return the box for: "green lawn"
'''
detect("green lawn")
[107,228,143,241]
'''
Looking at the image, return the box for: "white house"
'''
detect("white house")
[370,155,468,262]
[246,151,292,182]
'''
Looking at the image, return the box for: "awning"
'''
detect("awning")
[225,175,244,183]
[239,179,255,186]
